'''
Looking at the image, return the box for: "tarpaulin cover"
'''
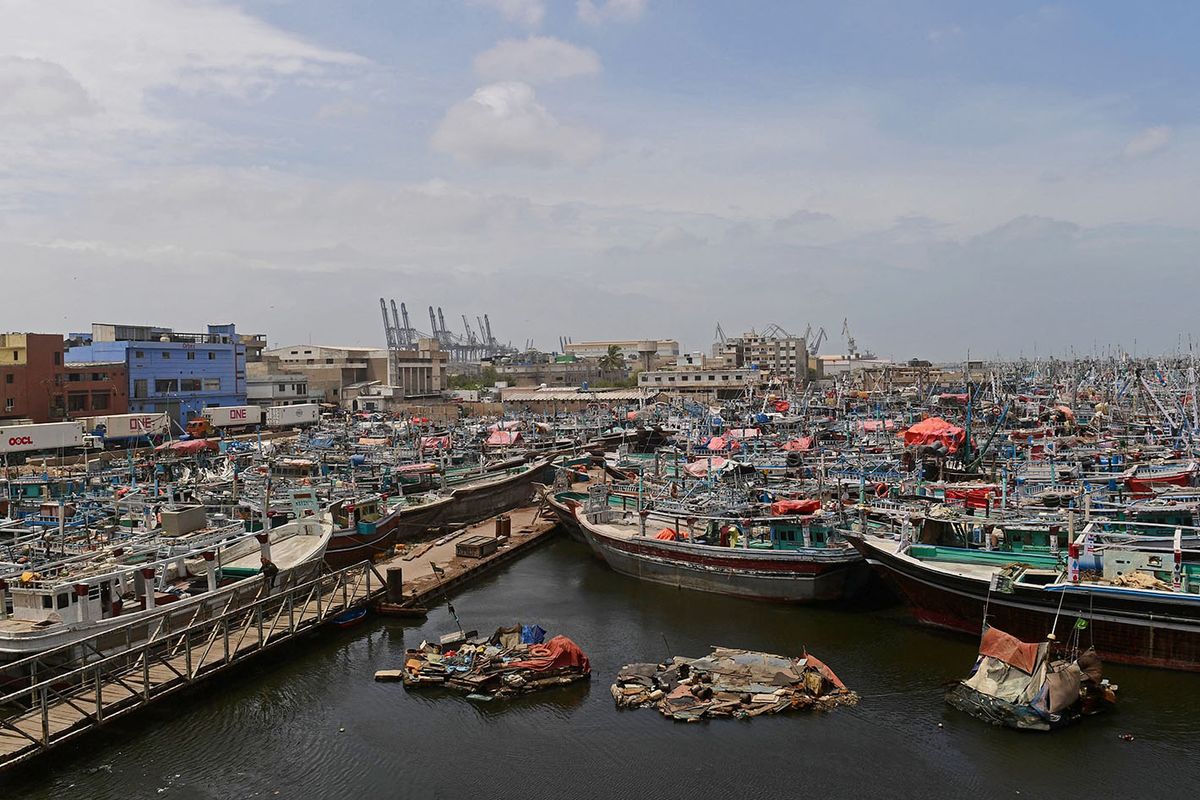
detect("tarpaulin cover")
[487,430,521,445]
[944,486,998,509]
[938,393,970,404]
[774,400,790,413]
[1126,469,1193,496]
[728,428,760,439]
[978,626,1040,674]
[902,417,966,454]
[508,635,591,675]
[782,437,814,452]
[1054,405,1075,420]
[859,420,897,432]
[770,498,821,515]
[419,435,451,450]
[156,439,217,454]
[705,436,729,451]
[358,437,388,446]
[684,457,728,477]
[394,462,438,474]
[655,528,678,540]
[489,420,522,431]
[520,624,546,645]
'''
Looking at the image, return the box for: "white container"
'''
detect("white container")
[0,421,85,454]
[202,405,263,427]
[85,413,170,439]
[265,403,319,427]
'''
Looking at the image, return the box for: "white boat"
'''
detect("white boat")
[0,516,332,665]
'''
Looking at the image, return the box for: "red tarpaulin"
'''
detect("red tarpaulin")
[487,430,521,446]
[419,435,451,450]
[1126,470,1193,496]
[507,635,591,675]
[978,626,1040,674]
[728,428,760,439]
[773,400,790,413]
[938,393,970,405]
[860,420,897,432]
[782,437,814,452]
[705,436,740,451]
[770,498,822,515]
[655,528,678,540]
[944,486,998,509]
[902,417,965,454]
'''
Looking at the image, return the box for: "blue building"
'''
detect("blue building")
[66,323,247,426]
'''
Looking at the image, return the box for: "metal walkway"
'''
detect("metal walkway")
[0,561,384,772]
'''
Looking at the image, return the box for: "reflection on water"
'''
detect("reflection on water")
[5,535,1200,800]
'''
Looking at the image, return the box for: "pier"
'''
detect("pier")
[0,504,560,774]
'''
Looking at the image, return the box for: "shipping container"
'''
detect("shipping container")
[84,413,170,440]
[265,403,320,428]
[0,421,85,454]
[201,405,263,428]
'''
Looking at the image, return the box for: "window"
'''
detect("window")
[154,379,179,394]
[135,350,144,359]
[722,375,730,381]
[56,593,69,610]
[4,399,12,411]
[208,352,216,360]
[53,352,61,365]
[325,358,333,364]
[10,350,16,360]
[91,392,110,411]
[180,379,201,392]
[4,374,10,384]
[655,377,662,383]
[203,379,221,391]
[91,373,106,381]
[68,393,87,411]
[186,352,195,360]
[67,373,81,382]
[708,375,715,381]
[277,383,287,392]
[134,379,148,398]
[161,352,170,359]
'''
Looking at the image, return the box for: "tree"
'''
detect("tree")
[598,344,625,372]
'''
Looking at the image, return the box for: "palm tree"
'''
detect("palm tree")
[599,344,625,372]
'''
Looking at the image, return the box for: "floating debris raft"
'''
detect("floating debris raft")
[384,624,591,699]
[611,646,858,720]
[945,626,1118,731]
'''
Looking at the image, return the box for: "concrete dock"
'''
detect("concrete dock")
[376,502,560,608]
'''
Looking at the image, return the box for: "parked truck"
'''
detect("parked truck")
[184,405,263,438]
[83,413,170,448]
[0,421,85,455]
[265,403,320,428]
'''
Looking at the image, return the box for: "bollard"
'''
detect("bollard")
[386,567,405,603]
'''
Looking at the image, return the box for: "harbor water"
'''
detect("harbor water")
[7,535,1199,799]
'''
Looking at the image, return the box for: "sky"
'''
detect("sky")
[1,1,1198,360]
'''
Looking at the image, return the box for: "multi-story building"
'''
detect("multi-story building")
[714,331,811,383]
[262,339,446,404]
[246,374,322,408]
[66,323,247,425]
[0,333,127,422]
[564,339,679,370]
[637,363,762,399]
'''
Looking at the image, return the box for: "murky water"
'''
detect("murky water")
[6,535,1199,799]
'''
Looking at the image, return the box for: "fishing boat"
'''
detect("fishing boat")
[946,625,1117,730]
[322,493,454,570]
[0,516,332,669]
[573,487,862,602]
[439,457,555,526]
[846,524,1200,670]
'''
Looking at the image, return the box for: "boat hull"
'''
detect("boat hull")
[323,498,452,570]
[578,513,859,602]
[441,459,555,527]
[848,535,1200,671]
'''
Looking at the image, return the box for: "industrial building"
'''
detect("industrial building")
[0,332,128,423]
[66,323,247,425]
[261,339,447,404]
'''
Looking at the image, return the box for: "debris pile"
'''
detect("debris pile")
[395,624,591,699]
[611,646,858,721]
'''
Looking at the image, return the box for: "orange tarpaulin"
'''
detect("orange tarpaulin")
[655,528,678,540]
[978,626,1041,674]
[782,437,813,452]
[507,635,591,675]
[902,417,965,454]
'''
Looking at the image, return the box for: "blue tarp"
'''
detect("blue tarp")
[520,624,546,645]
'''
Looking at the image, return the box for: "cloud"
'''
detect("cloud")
[468,0,545,27]
[0,58,96,122]
[577,0,646,25]
[474,37,601,85]
[1123,126,1171,158]
[927,25,963,43]
[431,82,603,166]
